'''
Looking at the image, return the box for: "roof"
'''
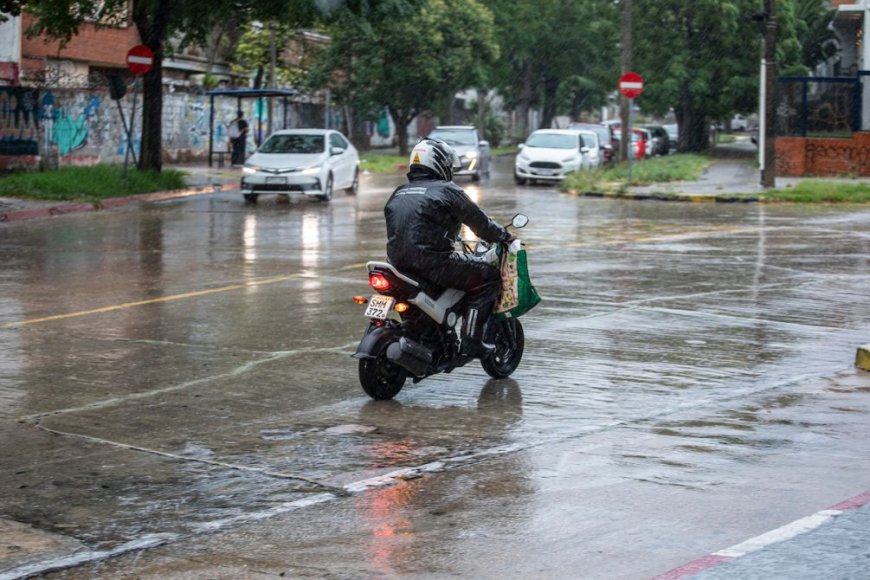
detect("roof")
[432,125,476,130]
[206,88,300,97]
[269,128,333,135]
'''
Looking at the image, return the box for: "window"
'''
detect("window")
[259,134,325,154]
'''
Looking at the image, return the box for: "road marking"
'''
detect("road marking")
[0,262,366,329]
[652,491,870,579]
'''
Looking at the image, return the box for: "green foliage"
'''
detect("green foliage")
[560,154,710,193]
[0,165,187,202]
[359,152,408,174]
[310,0,499,153]
[762,181,870,203]
[231,21,308,88]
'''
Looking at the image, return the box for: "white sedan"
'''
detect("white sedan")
[241,129,359,203]
[514,129,592,185]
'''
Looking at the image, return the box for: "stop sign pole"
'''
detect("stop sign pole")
[120,45,153,174]
[619,72,644,182]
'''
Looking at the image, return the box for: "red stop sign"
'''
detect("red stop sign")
[126,45,154,76]
[619,72,644,99]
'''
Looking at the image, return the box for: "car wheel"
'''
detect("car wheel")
[318,174,333,202]
[345,168,359,195]
[514,173,527,185]
[243,193,258,204]
[471,170,481,182]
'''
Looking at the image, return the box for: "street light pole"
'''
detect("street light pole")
[620,0,632,163]
[760,0,777,188]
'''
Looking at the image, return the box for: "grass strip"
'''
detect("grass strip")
[561,153,710,194]
[0,165,188,203]
[762,181,870,203]
[359,152,407,174]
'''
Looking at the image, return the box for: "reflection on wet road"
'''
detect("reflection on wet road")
[1,158,870,577]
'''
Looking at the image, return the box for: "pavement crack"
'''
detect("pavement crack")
[28,420,351,498]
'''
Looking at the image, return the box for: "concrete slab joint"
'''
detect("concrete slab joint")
[856,344,870,371]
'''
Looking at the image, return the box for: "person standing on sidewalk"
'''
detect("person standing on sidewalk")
[229,111,249,166]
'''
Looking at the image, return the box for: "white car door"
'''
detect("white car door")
[328,133,353,188]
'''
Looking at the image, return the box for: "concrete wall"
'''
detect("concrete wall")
[776,133,870,177]
[0,85,337,170]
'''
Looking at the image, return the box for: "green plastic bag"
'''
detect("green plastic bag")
[495,240,541,319]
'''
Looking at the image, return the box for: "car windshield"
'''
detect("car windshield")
[259,134,325,154]
[428,129,477,146]
[526,133,577,149]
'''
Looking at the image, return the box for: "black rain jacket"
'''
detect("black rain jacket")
[385,170,509,272]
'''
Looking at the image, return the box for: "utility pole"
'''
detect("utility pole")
[760,0,777,188]
[619,0,632,163]
[268,22,276,135]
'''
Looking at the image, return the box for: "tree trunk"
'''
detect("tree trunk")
[515,62,533,141]
[132,0,173,172]
[675,81,709,153]
[540,74,559,129]
[390,107,413,156]
[476,87,486,140]
[139,61,163,171]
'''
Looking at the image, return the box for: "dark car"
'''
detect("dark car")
[569,122,617,165]
[644,125,670,156]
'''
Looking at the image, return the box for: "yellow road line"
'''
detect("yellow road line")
[1,273,305,329]
[2,261,372,330]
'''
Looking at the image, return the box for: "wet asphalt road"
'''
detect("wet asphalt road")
[2,156,870,578]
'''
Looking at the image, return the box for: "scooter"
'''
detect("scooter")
[351,214,530,400]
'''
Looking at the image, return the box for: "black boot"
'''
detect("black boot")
[459,308,495,358]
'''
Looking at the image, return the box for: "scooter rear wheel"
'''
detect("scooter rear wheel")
[359,355,408,400]
[481,318,524,379]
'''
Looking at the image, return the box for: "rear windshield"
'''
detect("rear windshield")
[525,133,578,149]
[259,134,325,154]
[572,125,611,145]
[428,129,477,146]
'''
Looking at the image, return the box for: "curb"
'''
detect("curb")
[0,185,219,224]
[572,190,760,203]
[652,489,870,579]
[856,344,870,371]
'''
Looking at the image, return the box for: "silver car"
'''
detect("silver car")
[241,129,359,203]
[427,125,491,181]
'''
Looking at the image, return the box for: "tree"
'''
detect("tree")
[24,0,319,171]
[310,0,499,155]
[632,0,820,152]
[483,0,618,138]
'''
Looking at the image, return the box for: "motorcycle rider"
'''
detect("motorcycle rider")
[384,137,512,358]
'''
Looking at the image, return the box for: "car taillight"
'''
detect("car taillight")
[369,273,391,292]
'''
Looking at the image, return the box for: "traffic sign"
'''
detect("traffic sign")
[126,45,154,76]
[618,72,644,99]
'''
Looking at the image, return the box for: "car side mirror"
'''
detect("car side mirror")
[330,147,345,156]
[517,143,525,150]
[479,140,490,148]
[580,147,590,154]
[511,213,529,229]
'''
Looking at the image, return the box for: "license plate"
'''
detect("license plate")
[266,176,286,184]
[536,169,556,176]
[364,294,394,320]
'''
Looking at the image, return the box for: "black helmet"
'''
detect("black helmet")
[409,138,460,181]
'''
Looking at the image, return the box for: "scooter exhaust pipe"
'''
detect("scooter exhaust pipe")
[386,337,433,376]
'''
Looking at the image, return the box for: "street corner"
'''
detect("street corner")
[0,517,85,576]
[855,344,870,371]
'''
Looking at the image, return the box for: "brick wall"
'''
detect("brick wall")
[20,13,141,70]
[776,133,870,177]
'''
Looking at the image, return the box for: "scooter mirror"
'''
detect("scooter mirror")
[511,213,529,229]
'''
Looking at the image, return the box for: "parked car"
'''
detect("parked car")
[514,129,592,184]
[663,123,678,152]
[427,125,491,181]
[636,127,653,158]
[574,130,603,168]
[614,128,645,160]
[241,129,359,203]
[644,125,670,156]
[569,122,617,165]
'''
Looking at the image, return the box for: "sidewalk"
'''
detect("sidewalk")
[0,163,238,223]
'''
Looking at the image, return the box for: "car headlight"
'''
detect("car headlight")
[518,153,530,162]
[464,150,479,159]
[302,166,322,175]
[242,165,260,174]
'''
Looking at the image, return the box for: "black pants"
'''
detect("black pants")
[231,137,246,165]
[415,253,501,324]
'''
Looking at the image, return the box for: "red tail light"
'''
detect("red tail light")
[369,273,391,292]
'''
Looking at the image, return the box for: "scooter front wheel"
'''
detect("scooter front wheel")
[481,317,524,379]
[359,355,408,400]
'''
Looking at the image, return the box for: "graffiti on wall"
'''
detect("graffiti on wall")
[0,87,40,156]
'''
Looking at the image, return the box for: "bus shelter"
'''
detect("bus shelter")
[206,88,299,167]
